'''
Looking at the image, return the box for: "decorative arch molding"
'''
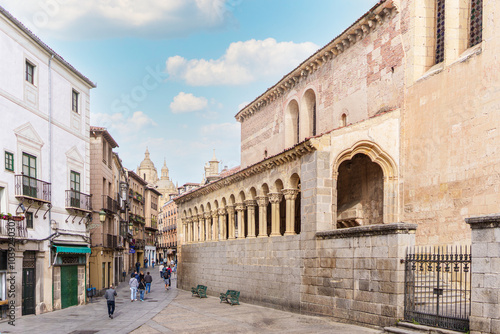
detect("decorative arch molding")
[333,140,399,225]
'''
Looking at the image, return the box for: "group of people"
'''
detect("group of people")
[128,270,154,302]
[104,259,176,319]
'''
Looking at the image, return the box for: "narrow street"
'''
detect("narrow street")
[0,270,381,334]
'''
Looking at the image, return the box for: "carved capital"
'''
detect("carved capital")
[212,210,218,219]
[218,208,227,216]
[282,188,300,201]
[235,203,246,212]
[203,212,211,219]
[256,196,269,207]
[268,192,283,204]
[244,199,257,207]
[226,205,235,214]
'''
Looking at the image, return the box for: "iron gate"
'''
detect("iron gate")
[404,246,471,332]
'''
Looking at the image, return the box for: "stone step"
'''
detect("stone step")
[384,326,422,334]
[397,322,465,334]
[384,322,467,334]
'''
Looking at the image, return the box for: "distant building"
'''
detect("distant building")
[0,6,95,316]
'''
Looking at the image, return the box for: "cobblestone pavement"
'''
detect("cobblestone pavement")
[0,269,382,334]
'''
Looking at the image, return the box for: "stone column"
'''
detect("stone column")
[245,200,257,238]
[256,196,269,238]
[282,188,300,235]
[235,203,246,239]
[193,216,199,242]
[201,214,207,242]
[466,215,500,334]
[268,192,283,237]
[218,208,227,241]
[204,213,211,241]
[212,210,219,241]
[227,205,235,240]
[188,219,193,243]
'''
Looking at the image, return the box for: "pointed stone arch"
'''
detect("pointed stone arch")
[333,140,398,226]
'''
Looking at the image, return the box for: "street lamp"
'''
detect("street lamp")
[99,210,106,222]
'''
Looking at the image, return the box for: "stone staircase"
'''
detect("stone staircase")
[384,322,466,334]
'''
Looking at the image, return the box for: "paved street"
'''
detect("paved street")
[0,269,381,334]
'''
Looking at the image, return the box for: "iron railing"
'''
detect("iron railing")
[65,190,92,211]
[102,195,117,213]
[105,234,118,248]
[15,175,51,203]
[0,219,27,238]
[404,246,471,332]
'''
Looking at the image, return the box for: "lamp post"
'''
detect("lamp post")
[99,210,106,223]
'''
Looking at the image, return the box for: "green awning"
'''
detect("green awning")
[54,245,91,254]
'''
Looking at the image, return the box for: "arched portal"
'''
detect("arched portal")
[333,141,398,228]
[285,100,300,148]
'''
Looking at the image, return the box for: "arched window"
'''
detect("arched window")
[301,89,317,139]
[341,114,347,127]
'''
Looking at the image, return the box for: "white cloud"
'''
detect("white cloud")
[238,101,250,111]
[2,0,234,39]
[166,38,319,86]
[91,111,156,135]
[200,122,240,139]
[170,92,208,113]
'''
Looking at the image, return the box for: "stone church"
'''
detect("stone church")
[137,148,177,204]
[175,0,499,331]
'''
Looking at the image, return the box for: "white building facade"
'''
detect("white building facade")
[0,6,95,318]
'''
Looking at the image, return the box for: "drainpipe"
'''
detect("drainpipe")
[48,54,54,232]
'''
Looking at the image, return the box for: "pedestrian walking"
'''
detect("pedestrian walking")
[144,258,148,268]
[104,285,117,319]
[138,276,146,301]
[135,261,141,273]
[152,259,155,268]
[129,273,138,302]
[145,272,153,294]
[163,265,171,290]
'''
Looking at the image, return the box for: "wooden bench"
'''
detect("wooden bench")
[219,290,240,305]
[191,285,207,298]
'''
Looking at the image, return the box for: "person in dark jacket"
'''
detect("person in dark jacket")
[144,272,153,294]
[104,285,117,319]
[138,276,146,301]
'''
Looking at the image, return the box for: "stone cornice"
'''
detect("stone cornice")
[235,1,397,123]
[316,223,417,239]
[466,214,500,229]
[174,140,316,205]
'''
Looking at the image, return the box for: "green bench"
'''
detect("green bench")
[219,290,240,305]
[191,285,207,298]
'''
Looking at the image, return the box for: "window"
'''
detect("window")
[70,171,81,208]
[25,61,35,84]
[26,212,33,229]
[435,0,445,64]
[72,90,79,113]
[469,0,483,47]
[22,153,37,198]
[341,114,347,127]
[4,152,13,172]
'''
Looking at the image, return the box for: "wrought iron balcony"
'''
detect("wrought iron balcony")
[135,238,145,250]
[0,218,27,238]
[15,174,51,203]
[102,195,117,214]
[105,234,118,248]
[65,190,92,212]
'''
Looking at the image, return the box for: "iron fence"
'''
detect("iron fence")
[404,246,471,332]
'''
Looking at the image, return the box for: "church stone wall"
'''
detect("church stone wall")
[178,236,302,311]
[240,6,404,169]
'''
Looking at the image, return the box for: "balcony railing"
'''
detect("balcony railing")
[102,195,117,214]
[130,213,145,224]
[105,234,118,248]
[15,175,51,203]
[65,190,92,212]
[0,219,27,238]
[134,238,145,250]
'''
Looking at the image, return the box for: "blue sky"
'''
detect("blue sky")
[2,0,377,186]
